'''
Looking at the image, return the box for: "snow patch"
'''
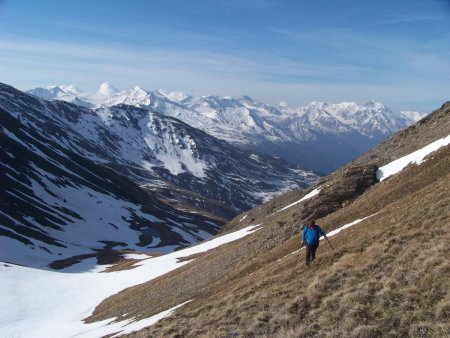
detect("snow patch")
[272,187,321,215]
[376,135,450,181]
[123,254,151,261]
[112,301,191,337]
[322,214,376,239]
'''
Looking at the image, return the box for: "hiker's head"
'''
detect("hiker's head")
[310,219,316,226]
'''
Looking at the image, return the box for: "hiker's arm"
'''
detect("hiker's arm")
[319,227,328,239]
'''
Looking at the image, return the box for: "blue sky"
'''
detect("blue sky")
[0,0,449,112]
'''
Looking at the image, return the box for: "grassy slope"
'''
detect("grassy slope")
[125,145,449,338]
[87,103,450,337]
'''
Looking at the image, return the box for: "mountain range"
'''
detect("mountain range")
[0,82,316,266]
[27,83,425,173]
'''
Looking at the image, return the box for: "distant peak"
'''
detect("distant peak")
[241,95,254,102]
[362,100,383,108]
[307,101,328,108]
[131,85,148,94]
[97,82,119,96]
[60,84,85,96]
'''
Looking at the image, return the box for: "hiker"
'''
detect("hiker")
[301,219,329,267]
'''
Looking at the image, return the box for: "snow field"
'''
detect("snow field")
[0,225,260,338]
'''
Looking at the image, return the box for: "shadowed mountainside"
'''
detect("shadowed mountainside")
[0,106,223,268]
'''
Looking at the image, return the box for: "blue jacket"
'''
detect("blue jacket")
[302,225,326,246]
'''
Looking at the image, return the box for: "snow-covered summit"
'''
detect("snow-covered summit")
[27,84,92,108]
[60,84,86,97]
[102,85,149,107]
[298,100,406,137]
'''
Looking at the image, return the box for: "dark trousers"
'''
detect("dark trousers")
[305,243,319,266]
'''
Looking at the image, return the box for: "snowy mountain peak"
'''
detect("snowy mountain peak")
[101,86,152,108]
[305,101,330,111]
[28,86,64,99]
[132,85,146,93]
[241,95,254,102]
[362,99,378,107]
[27,85,92,108]
[362,100,390,112]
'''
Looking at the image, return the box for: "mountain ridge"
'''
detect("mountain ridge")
[27,83,425,173]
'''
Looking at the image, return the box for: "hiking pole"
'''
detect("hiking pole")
[325,237,334,250]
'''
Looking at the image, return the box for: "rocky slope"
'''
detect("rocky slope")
[86,102,449,337]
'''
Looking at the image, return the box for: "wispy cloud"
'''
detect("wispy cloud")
[0,34,401,87]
